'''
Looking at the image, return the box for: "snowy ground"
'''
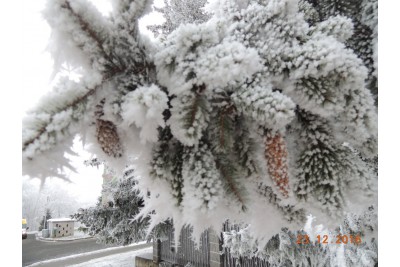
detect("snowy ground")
[70,247,152,267]
[36,228,92,241]
[26,242,151,267]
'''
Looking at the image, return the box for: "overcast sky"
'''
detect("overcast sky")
[22,0,117,205]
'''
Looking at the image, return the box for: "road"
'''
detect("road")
[22,233,151,266]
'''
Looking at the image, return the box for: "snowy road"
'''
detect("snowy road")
[22,233,151,266]
[22,233,113,266]
[28,247,153,267]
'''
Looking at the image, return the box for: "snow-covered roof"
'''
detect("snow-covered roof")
[47,218,75,222]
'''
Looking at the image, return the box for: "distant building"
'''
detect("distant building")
[47,218,75,238]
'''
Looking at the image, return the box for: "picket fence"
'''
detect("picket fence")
[156,222,270,267]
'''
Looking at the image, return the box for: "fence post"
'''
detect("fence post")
[153,238,161,265]
[209,228,223,267]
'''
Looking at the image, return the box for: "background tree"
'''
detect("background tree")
[38,209,52,231]
[22,177,84,231]
[73,165,149,245]
[22,0,377,248]
[147,0,211,38]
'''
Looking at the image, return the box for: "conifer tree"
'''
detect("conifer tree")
[73,166,149,245]
[23,0,377,244]
[147,0,211,38]
[39,209,52,231]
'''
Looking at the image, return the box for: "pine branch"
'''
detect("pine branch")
[61,0,123,72]
[189,84,207,126]
[232,85,295,131]
[292,109,363,212]
[150,127,184,206]
[235,125,258,176]
[189,96,200,126]
[218,105,236,150]
[22,87,95,153]
[169,88,210,146]
[170,142,184,206]
[257,184,306,223]
[216,159,247,212]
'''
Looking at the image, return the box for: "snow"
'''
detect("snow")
[182,142,223,212]
[37,228,91,241]
[232,84,296,130]
[168,92,210,146]
[121,84,168,144]
[26,242,151,267]
[47,218,75,222]
[70,247,152,267]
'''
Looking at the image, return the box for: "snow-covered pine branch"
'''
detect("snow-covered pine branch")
[301,0,378,102]
[23,0,155,179]
[23,0,378,245]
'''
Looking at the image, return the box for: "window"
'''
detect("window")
[67,224,68,227]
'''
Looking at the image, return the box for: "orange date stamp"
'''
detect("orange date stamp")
[296,234,362,245]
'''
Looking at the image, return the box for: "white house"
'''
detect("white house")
[47,218,75,238]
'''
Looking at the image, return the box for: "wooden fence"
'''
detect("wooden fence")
[156,222,270,267]
[222,222,270,267]
[158,224,210,267]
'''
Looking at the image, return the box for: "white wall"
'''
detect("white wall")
[48,221,75,238]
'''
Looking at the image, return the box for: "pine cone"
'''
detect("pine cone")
[265,131,290,198]
[95,99,123,158]
[96,119,123,158]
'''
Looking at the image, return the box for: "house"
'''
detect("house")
[47,218,75,238]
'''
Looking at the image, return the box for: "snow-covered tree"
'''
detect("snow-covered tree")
[147,0,211,38]
[39,209,52,231]
[22,0,377,245]
[22,177,83,231]
[73,166,149,245]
